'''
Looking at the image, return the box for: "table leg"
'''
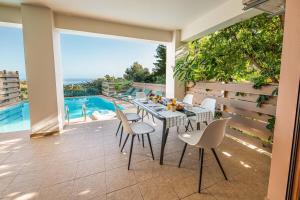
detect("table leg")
[137,106,140,114]
[197,122,200,130]
[160,120,169,165]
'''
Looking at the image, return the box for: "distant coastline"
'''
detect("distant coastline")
[64,78,94,85]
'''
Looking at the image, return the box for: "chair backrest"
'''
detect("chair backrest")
[118,109,134,135]
[200,98,216,117]
[124,87,134,95]
[112,101,121,120]
[197,118,230,148]
[136,92,146,99]
[182,94,193,105]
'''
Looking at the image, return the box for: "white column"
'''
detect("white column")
[166,30,185,99]
[267,0,300,199]
[21,4,64,136]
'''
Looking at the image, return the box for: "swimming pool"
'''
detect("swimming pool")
[0,96,119,133]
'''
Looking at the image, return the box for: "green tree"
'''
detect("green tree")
[174,14,283,85]
[152,44,166,83]
[104,75,115,81]
[123,62,151,82]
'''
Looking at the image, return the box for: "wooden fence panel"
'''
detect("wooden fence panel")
[192,82,277,95]
[188,81,278,141]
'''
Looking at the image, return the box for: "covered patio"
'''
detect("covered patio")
[0,117,270,200]
[0,0,299,199]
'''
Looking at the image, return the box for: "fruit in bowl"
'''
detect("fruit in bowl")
[176,103,185,111]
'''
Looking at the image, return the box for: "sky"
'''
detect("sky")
[0,26,159,80]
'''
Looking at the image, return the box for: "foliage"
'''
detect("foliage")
[272,87,278,96]
[123,62,151,82]
[256,95,270,107]
[266,116,276,132]
[123,45,166,84]
[152,44,166,83]
[20,81,28,100]
[64,78,104,97]
[174,14,283,85]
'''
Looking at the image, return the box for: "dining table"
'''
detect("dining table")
[132,98,214,165]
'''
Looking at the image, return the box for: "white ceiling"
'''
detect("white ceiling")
[0,0,229,30]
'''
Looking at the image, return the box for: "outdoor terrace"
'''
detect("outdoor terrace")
[0,115,270,200]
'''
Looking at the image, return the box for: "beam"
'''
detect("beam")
[0,4,22,26]
[54,13,173,42]
[181,0,262,42]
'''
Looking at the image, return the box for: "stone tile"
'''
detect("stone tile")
[107,185,142,200]
[76,157,105,178]
[1,179,40,199]
[72,172,106,200]
[138,177,178,200]
[181,192,216,200]
[38,180,74,200]
[106,167,136,193]
[0,176,15,195]
[133,160,159,182]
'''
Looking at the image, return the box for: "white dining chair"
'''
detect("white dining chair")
[178,118,230,193]
[187,98,216,131]
[182,94,194,105]
[117,107,155,170]
[199,98,216,118]
[136,91,155,125]
[176,94,194,133]
[113,101,141,147]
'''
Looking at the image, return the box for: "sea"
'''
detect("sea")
[63,78,94,85]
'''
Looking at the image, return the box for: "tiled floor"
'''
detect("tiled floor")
[0,116,271,200]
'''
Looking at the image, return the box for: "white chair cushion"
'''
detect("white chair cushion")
[125,113,141,121]
[130,122,155,135]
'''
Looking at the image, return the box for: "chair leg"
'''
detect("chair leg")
[211,148,228,180]
[198,148,204,193]
[178,143,187,168]
[142,135,144,148]
[119,126,123,147]
[146,133,154,160]
[121,134,129,152]
[185,120,194,132]
[142,110,144,121]
[152,114,155,123]
[128,135,136,170]
[116,121,121,136]
[185,120,190,132]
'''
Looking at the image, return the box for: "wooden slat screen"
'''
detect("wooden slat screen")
[187,82,278,141]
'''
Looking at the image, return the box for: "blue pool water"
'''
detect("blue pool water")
[0,96,119,133]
